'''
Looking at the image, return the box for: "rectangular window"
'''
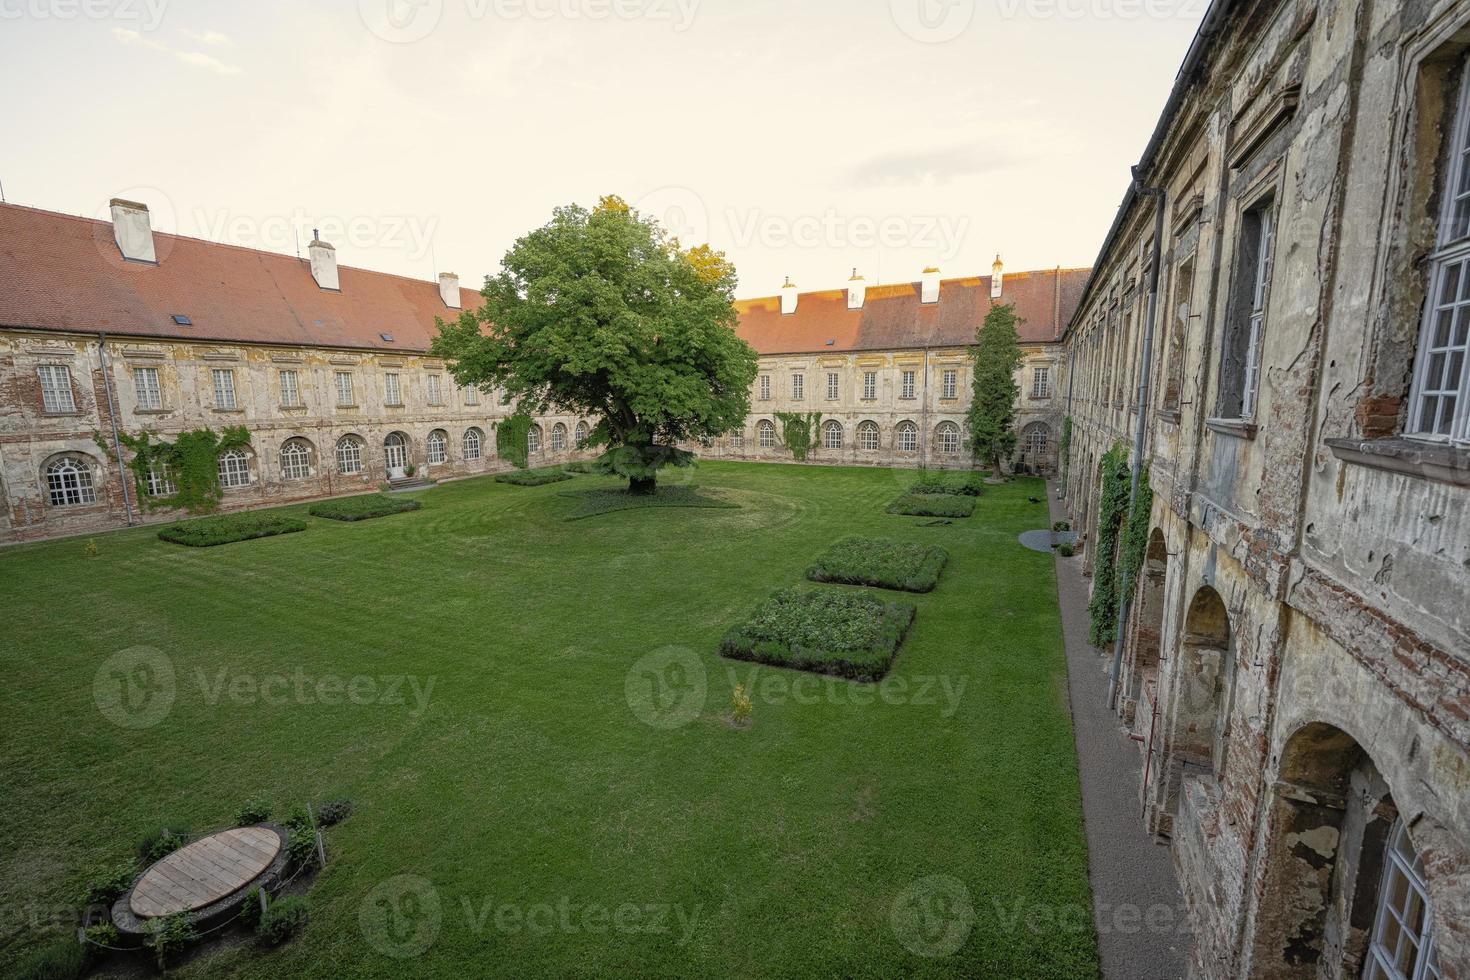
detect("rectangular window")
[1409,62,1470,442]
[1032,367,1051,399]
[827,372,839,400]
[1217,197,1275,419]
[900,370,916,399]
[863,371,877,400]
[279,369,301,407]
[133,367,162,410]
[335,371,355,407]
[792,373,804,400]
[385,373,402,406]
[38,365,75,413]
[427,374,443,405]
[759,374,771,400]
[462,385,479,406]
[212,369,237,410]
[941,368,957,400]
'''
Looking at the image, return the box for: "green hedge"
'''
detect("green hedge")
[158,513,307,547]
[908,474,984,496]
[495,467,574,487]
[886,493,976,518]
[806,537,949,593]
[719,588,915,682]
[308,494,422,522]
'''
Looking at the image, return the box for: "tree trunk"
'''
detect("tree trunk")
[629,475,657,496]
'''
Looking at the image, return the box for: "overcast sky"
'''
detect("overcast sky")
[0,0,1208,298]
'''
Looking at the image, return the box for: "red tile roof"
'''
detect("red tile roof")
[734,268,1091,355]
[0,203,481,353]
[0,202,1087,357]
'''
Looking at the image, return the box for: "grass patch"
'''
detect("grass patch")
[494,466,575,487]
[886,493,976,518]
[561,485,738,521]
[308,494,422,522]
[719,587,916,682]
[806,537,949,593]
[157,512,307,547]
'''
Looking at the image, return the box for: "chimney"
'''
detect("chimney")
[780,276,798,316]
[439,272,461,309]
[921,266,941,304]
[110,199,156,264]
[847,268,866,310]
[308,229,339,291]
[991,254,1004,299]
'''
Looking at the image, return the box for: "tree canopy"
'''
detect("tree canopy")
[965,302,1024,473]
[431,196,758,493]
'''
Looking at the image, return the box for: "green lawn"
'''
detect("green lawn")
[0,462,1096,978]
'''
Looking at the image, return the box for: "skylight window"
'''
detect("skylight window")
[379,333,394,342]
[171,314,192,326]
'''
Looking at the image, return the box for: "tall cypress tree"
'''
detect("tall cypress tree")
[965,303,1023,473]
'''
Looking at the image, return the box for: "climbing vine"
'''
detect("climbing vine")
[1059,416,1073,484]
[774,412,822,461]
[496,412,533,469]
[1116,463,1154,602]
[96,426,252,514]
[1086,442,1131,646]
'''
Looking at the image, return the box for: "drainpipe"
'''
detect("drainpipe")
[97,333,137,527]
[1061,343,1077,496]
[1107,171,1165,711]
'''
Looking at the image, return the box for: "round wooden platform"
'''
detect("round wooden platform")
[130,826,282,919]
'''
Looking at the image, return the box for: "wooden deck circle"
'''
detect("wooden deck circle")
[130,826,282,918]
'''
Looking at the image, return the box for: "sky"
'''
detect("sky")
[0,0,1210,299]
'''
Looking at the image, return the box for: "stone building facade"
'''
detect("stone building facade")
[704,264,1087,472]
[1062,0,1470,975]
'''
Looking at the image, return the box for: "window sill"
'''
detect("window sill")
[384,403,405,409]
[1205,417,1258,440]
[134,407,171,415]
[41,410,83,417]
[337,404,359,410]
[1157,409,1182,424]
[1325,436,1470,488]
[279,404,307,412]
[213,407,244,414]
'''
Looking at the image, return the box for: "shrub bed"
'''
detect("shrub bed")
[719,588,915,682]
[806,537,949,593]
[158,513,307,547]
[308,494,421,522]
[886,493,975,518]
[908,475,984,496]
[495,467,574,487]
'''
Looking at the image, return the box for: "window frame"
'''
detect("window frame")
[45,455,96,506]
[1032,366,1051,399]
[759,374,771,401]
[133,366,163,410]
[857,420,880,451]
[1364,820,1442,980]
[1216,192,1277,421]
[827,372,839,400]
[336,436,364,475]
[862,371,877,400]
[427,374,443,406]
[757,419,776,448]
[218,448,251,489]
[426,430,448,465]
[463,427,483,461]
[279,369,302,408]
[335,371,355,408]
[936,422,960,454]
[211,368,237,411]
[821,420,843,449]
[941,368,957,400]
[900,369,916,400]
[38,365,76,414]
[279,440,312,481]
[384,373,403,407]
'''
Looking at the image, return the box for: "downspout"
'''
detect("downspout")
[97,333,136,527]
[1107,172,1166,710]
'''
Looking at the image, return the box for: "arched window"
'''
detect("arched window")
[1023,423,1049,459]
[935,422,961,454]
[527,424,542,455]
[336,436,365,475]
[551,423,568,452]
[857,421,880,451]
[757,419,776,448]
[426,429,448,465]
[574,421,589,448]
[384,432,409,475]
[144,461,175,497]
[45,456,96,506]
[1366,821,1441,979]
[218,449,250,489]
[463,427,483,461]
[279,439,312,481]
[896,421,918,452]
[822,420,843,450]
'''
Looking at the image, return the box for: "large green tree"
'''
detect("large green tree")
[432,197,758,494]
[965,302,1024,473]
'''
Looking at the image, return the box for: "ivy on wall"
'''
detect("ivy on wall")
[97,426,252,514]
[1059,416,1073,485]
[496,412,533,469]
[774,412,822,461]
[1085,442,1155,647]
